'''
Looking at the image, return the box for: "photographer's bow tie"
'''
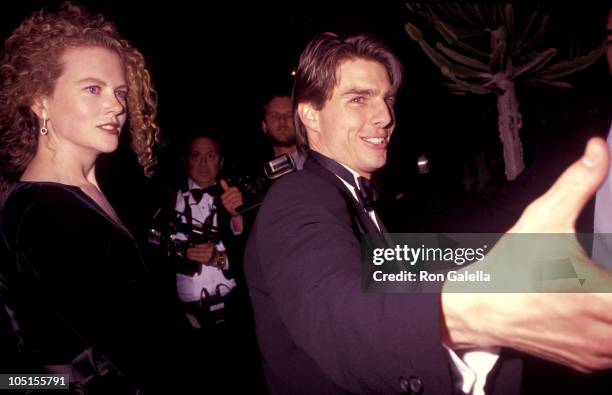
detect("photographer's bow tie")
[190,185,219,205]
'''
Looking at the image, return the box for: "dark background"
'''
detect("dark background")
[1,1,611,231]
[2,2,612,391]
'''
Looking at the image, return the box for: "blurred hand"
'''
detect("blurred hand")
[442,137,612,372]
[186,242,215,265]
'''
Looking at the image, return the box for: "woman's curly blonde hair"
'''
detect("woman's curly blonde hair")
[0,3,160,197]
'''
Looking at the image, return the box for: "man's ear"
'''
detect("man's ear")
[261,120,268,134]
[297,102,319,133]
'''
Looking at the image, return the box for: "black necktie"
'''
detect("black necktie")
[308,150,378,211]
[190,184,220,205]
[357,176,379,211]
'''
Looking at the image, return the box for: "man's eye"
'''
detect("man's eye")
[350,96,364,104]
[85,86,101,94]
[385,97,396,106]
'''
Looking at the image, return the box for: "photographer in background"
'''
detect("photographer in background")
[165,133,263,392]
[230,89,306,221]
[172,134,243,303]
[261,90,305,170]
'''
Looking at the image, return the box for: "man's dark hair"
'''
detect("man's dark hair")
[182,132,223,160]
[262,87,293,117]
[292,32,403,156]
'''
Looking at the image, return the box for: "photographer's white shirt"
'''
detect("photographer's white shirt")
[174,179,236,303]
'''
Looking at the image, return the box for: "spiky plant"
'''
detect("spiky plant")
[405,3,604,180]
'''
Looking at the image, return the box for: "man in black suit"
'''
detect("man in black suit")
[245,32,612,394]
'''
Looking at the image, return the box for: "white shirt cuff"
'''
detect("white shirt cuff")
[444,345,500,395]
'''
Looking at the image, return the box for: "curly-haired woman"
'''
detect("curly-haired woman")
[0,4,173,393]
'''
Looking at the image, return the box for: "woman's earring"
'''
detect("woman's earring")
[40,118,48,135]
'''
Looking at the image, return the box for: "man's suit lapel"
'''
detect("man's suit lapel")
[304,160,387,241]
[305,160,392,292]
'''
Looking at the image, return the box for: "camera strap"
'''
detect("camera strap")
[182,194,193,228]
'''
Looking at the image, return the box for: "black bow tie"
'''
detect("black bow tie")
[190,184,220,205]
[357,176,379,211]
[307,151,379,211]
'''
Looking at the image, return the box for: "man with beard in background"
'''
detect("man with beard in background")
[261,91,305,170]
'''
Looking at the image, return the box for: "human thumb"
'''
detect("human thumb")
[511,137,610,233]
[220,179,229,191]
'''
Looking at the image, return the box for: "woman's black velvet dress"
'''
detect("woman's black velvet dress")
[0,182,175,392]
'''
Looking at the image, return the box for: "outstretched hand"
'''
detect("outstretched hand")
[442,137,612,372]
[510,137,609,234]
